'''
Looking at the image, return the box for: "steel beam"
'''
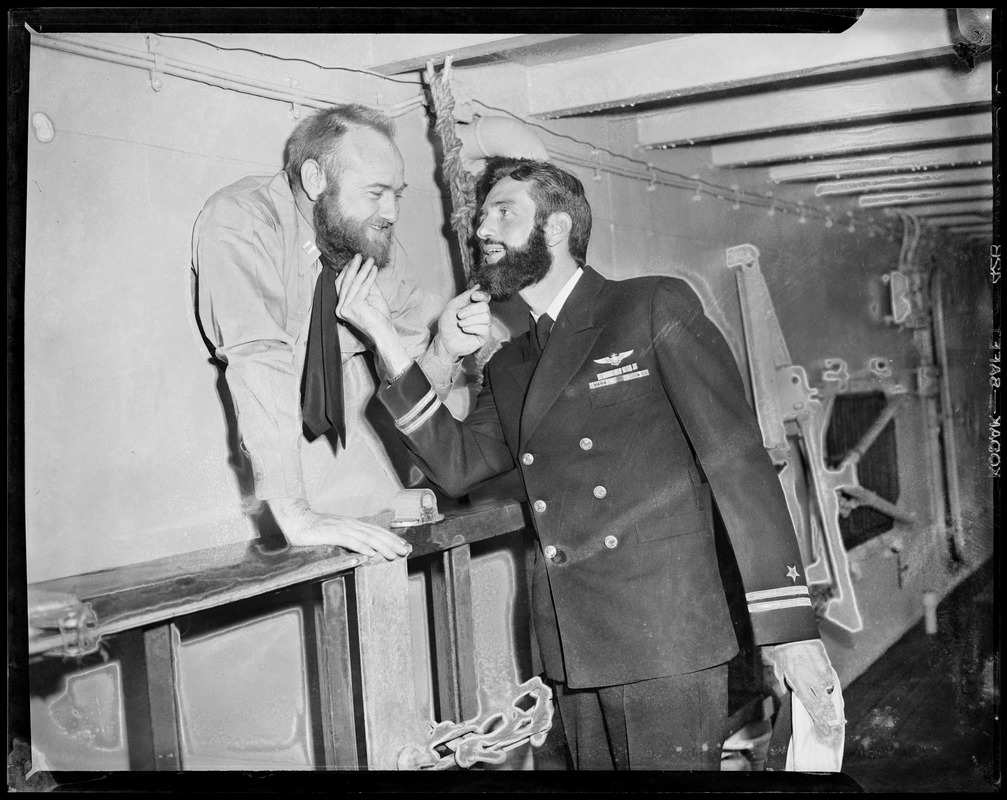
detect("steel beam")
[891,200,993,216]
[762,142,993,179]
[815,166,992,197]
[639,61,991,148]
[528,9,957,117]
[716,116,991,168]
[859,184,993,208]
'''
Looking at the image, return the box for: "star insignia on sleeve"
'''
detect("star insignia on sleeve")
[786,565,801,583]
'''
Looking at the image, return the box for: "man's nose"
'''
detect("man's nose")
[379,193,399,224]
[475,217,493,240]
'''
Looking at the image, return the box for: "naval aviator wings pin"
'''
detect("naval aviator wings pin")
[590,346,650,388]
[594,350,633,367]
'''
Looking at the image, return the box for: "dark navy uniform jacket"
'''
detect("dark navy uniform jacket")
[380,266,820,689]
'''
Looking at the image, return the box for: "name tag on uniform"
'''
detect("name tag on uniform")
[590,368,650,390]
[596,362,638,381]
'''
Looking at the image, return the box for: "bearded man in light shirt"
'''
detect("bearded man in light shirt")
[193,104,472,558]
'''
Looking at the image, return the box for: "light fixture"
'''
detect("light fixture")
[956,8,993,46]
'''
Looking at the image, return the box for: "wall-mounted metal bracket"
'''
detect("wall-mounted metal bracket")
[882,270,912,325]
[146,35,164,92]
[882,268,931,330]
[57,604,101,657]
[286,76,304,121]
[916,365,941,397]
[822,359,851,393]
[729,243,864,633]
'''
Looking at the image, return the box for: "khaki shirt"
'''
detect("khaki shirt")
[193,172,456,514]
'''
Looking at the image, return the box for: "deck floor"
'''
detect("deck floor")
[840,561,999,793]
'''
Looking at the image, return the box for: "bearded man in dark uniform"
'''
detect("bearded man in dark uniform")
[333,158,843,770]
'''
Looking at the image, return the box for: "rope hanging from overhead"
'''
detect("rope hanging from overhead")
[425,57,503,384]
[425,57,478,282]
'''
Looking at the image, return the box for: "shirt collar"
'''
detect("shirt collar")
[532,267,583,323]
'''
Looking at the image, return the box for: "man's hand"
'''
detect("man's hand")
[436,286,492,361]
[268,498,411,560]
[335,254,411,378]
[766,639,845,733]
[335,254,394,342]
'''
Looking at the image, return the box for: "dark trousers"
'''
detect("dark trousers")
[553,664,729,770]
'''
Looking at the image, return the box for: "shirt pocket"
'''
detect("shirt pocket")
[589,370,654,408]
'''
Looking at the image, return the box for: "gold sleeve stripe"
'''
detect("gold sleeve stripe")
[747,597,814,613]
[400,396,442,435]
[394,388,436,429]
[746,586,810,602]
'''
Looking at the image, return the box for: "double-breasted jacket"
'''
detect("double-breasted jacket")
[380,266,819,689]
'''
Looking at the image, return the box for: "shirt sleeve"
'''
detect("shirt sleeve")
[378,265,460,398]
[650,278,821,646]
[193,195,307,502]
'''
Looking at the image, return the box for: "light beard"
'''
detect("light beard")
[313,185,393,270]
[468,224,552,301]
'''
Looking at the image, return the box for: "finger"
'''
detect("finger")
[459,307,491,323]
[339,256,373,307]
[458,308,491,326]
[342,253,363,280]
[446,287,482,311]
[351,530,410,560]
[334,254,362,297]
[347,520,411,557]
[323,527,389,561]
[358,261,379,299]
[456,302,490,319]
[470,289,491,303]
[459,322,491,337]
[328,533,379,559]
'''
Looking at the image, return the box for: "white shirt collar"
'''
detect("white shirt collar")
[532,267,583,323]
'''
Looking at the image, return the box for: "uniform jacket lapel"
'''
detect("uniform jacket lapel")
[519,267,606,450]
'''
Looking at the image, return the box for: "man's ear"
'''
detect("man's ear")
[545,212,572,249]
[299,159,328,202]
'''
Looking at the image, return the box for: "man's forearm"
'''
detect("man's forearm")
[418,333,462,396]
[371,325,422,385]
[267,496,312,536]
[223,350,308,501]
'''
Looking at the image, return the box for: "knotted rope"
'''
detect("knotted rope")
[425,58,502,383]
[425,58,478,282]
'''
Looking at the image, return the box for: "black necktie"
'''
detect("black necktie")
[531,313,553,360]
[301,257,345,445]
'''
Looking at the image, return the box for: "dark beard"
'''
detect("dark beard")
[313,185,392,270]
[468,224,552,301]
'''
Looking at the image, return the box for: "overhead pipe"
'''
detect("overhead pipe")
[456,114,549,168]
[31,29,901,241]
[28,30,425,117]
